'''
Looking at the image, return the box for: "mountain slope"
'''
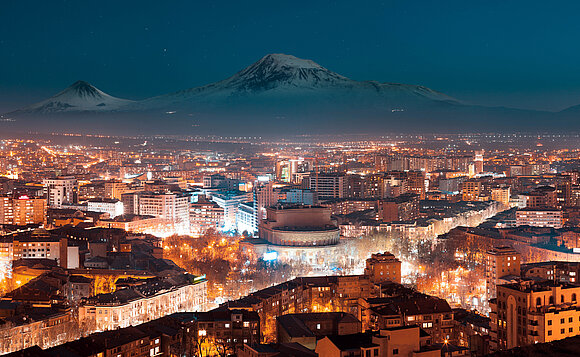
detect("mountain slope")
[8,81,133,114]
[131,53,460,112]
[2,54,570,134]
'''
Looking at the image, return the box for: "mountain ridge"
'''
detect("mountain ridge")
[2,53,577,134]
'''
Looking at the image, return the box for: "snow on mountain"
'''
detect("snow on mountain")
[131,54,460,111]
[9,81,133,114]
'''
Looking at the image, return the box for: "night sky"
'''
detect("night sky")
[1,0,580,112]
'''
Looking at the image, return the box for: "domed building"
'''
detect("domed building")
[258,203,339,247]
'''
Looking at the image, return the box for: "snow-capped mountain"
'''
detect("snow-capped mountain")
[133,53,460,111]
[8,80,133,114]
[3,54,567,134]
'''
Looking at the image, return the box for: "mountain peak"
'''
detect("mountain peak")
[64,80,103,99]
[223,53,349,92]
[7,81,133,115]
[258,53,325,70]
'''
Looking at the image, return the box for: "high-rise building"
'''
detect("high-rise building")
[491,186,511,207]
[203,174,239,190]
[474,150,484,174]
[304,173,347,199]
[254,179,277,225]
[461,180,482,201]
[0,195,46,225]
[123,191,190,234]
[211,191,252,232]
[485,246,520,300]
[190,196,225,235]
[43,176,78,208]
[285,188,318,206]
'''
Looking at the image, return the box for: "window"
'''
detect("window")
[548,320,552,326]
[561,329,565,334]
[570,328,574,333]
[570,317,574,323]
[393,349,399,355]
[561,295,565,303]
[573,294,577,302]
[316,324,321,330]
[561,318,565,324]
[198,330,207,337]
[536,297,542,306]
[243,321,250,327]
[549,296,554,305]
[548,330,552,336]
[224,323,230,328]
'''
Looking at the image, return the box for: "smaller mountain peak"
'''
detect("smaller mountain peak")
[64,80,103,98]
[69,80,94,88]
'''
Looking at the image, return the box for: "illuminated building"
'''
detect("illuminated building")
[522,261,580,284]
[490,281,580,351]
[439,177,466,194]
[86,199,124,218]
[362,295,455,344]
[96,215,168,235]
[377,193,419,223]
[211,191,252,232]
[276,159,306,183]
[485,247,520,300]
[474,150,484,174]
[461,180,482,201]
[104,180,130,200]
[79,274,208,332]
[521,186,557,209]
[78,181,105,200]
[236,202,256,234]
[364,252,402,284]
[222,275,372,341]
[389,171,426,200]
[203,174,240,190]
[258,204,339,246]
[285,188,318,206]
[277,312,361,350]
[193,308,260,352]
[123,191,190,234]
[304,173,347,199]
[42,176,78,208]
[0,195,46,225]
[190,196,225,236]
[516,208,563,228]
[321,197,376,216]
[0,308,77,354]
[491,186,511,207]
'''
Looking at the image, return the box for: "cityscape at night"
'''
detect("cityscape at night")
[2,1,580,356]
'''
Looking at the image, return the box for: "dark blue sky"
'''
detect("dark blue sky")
[1,0,580,112]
